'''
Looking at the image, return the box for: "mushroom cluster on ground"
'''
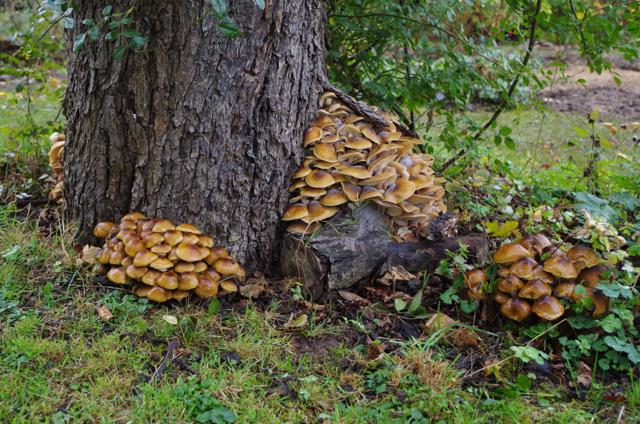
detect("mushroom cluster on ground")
[94,213,245,302]
[48,132,65,202]
[283,91,447,241]
[465,234,611,322]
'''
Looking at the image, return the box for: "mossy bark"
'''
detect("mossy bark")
[64,0,327,271]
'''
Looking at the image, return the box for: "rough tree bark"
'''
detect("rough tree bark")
[64,0,326,271]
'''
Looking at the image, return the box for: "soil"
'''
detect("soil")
[538,45,640,119]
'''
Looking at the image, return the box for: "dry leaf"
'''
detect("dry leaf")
[576,361,592,388]
[338,291,369,305]
[79,245,100,266]
[162,315,178,325]
[424,313,456,333]
[239,275,269,298]
[424,313,480,348]
[97,305,113,321]
[377,265,416,286]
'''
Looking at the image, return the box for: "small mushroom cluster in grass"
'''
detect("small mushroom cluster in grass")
[465,233,611,322]
[283,91,447,241]
[94,213,245,303]
[48,132,65,202]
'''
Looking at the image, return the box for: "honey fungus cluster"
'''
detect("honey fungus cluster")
[283,91,447,240]
[94,213,244,302]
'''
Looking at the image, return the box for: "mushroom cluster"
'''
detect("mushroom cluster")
[48,132,65,202]
[283,91,447,240]
[94,213,245,303]
[465,234,611,322]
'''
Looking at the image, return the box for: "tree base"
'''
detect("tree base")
[281,205,490,300]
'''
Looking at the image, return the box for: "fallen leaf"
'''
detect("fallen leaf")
[97,305,113,321]
[79,245,100,265]
[424,313,457,332]
[483,220,519,238]
[424,312,480,348]
[162,315,178,325]
[377,265,416,285]
[367,340,386,361]
[576,361,592,388]
[284,313,308,328]
[338,291,370,305]
[239,275,269,298]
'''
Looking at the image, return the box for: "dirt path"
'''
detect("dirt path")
[538,46,640,119]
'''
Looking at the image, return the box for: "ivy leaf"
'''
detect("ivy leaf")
[217,17,241,38]
[112,46,126,59]
[572,192,619,223]
[600,314,622,333]
[102,5,113,17]
[73,33,86,53]
[254,0,265,10]
[211,0,229,15]
[123,28,140,38]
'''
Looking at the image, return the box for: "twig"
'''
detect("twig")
[149,338,180,383]
[439,0,543,172]
[327,85,392,129]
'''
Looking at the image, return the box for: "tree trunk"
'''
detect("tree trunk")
[63,0,327,271]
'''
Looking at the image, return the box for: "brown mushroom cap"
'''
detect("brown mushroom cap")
[119,220,137,231]
[464,269,488,291]
[174,262,195,273]
[107,267,129,284]
[497,275,524,294]
[193,261,208,273]
[320,190,348,206]
[152,220,176,233]
[163,230,183,246]
[172,290,190,301]
[304,127,323,146]
[304,201,338,223]
[313,143,338,162]
[517,233,552,255]
[143,233,165,248]
[133,251,159,267]
[384,179,416,204]
[214,258,241,276]
[198,236,215,248]
[286,221,320,235]
[176,243,210,262]
[530,267,555,284]
[305,170,336,188]
[531,296,565,320]
[151,243,172,255]
[122,237,144,257]
[500,298,531,322]
[178,272,199,290]
[293,166,312,179]
[205,247,230,265]
[121,256,133,267]
[176,223,202,234]
[220,280,238,293]
[554,282,576,299]
[194,277,219,298]
[126,265,148,280]
[93,221,116,239]
[493,243,533,264]
[543,251,577,279]
[360,186,384,201]
[146,286,172,303]
[494,291,510,305]
[109,248,127,265]
[156,271,179,290]
[361,127,382,144]
[135,285,153,297]
[519,279,553,300]
[149,257,174,271]
[566,244,600,271]
[141,269,161,286]
[341,182,361,202]
[283,204,309,221]
[591,292,610,318]
[97,248,111,265]
[509,257,540,280]
[497,267,511,278]
[182,233,200,244]
[340,166,371,179]
[577,264,609,288]
[123,212,146,222]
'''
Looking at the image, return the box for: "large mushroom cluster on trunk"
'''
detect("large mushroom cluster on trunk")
[48,132,65,202]
[94,213,245,303]
[283,91,447,241]
[465,234,611,322]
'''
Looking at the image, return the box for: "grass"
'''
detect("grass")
[0,212,637,423]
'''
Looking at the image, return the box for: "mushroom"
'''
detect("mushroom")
[143,233,165,248]
[141,270,161,286]
[320,190,348,206]
[176,243,210,262]
[152,220,175,232]
[176,223,202,234]
[591,292,610,318]
[107,267,129,284]
[124,237,146,257]
[178,272,200,290]
[517,233,552,255]
[313,143,338,162]
[497,275,524,295]
[194,277,219,298]
[531,296,564,320]
[566,245,600,272]
[93,221,115,239]
[157,271,179,290]
[577,264,609,288]
[214,258,241,276]
[304,201,338,223]
[126,265,148,280]
[494,291,510,305]
[151,243,172,255]
[509,257,539,280]
[283,204,309,221]
[543,251,577,279]
[518,280,552,300]
[305,170,336,188]
[193,261,208,273]
[287,221,320,235]
[163,231,183,246]
[172,290,190,301]
[174,262,195,273]
[384,179,416,204]
[493,243,533,264]
[133,251,159,267]
[146,286,172,303]
[500,298,531,322]
[198,236,215,248]
[149,257,174,271]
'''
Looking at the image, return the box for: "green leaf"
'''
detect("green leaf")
[73,33,86,53]
[572,192,619,223]
[600,314,622,333]
[254,0,265,9]
[499,126,512,136]
[123,28,140,38]
[573,125,590,138]
[407,289,423,314]
[102,5,113,17]
[504,137,516,150]
[394,298,407,312]
[112,46,126,59]
[211,0,229,15]
[105,31,117,42]
[131,36,147,48]
[217,18,241,38]
[207,298,220,316]
[88,26,100,41]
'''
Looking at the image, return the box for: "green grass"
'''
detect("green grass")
[0,211,637,423]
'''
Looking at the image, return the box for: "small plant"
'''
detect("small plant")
[173,377,237,423]
[436,243,478,313]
